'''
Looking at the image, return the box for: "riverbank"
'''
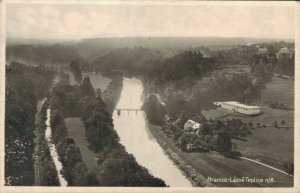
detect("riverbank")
[147,124,213,187]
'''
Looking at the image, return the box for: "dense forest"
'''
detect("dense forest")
[6,44,79,65]
[92,47,164,75]
[48,72,166,186]
[5,62,55,185]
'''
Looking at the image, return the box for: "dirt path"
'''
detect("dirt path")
[240,157,293,177]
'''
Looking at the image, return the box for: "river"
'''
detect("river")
[112,77,191,187]
[45,107,68,186]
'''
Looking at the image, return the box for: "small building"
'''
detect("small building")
[184,119,201,132]
[257,48,268,55]
[213,101,261,115]
[276,47,293,59]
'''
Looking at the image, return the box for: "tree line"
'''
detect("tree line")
[6,44,79,65]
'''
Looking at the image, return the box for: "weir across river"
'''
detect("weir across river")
[115,108,142,115]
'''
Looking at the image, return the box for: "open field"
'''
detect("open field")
[259,76,294,108]
[202,75,294,171]
[148,124,293,187]
[202,110,293,170]
[233,124,293,160]
[229,108,294,170]
[67,71,111,91]
[65,118,98,172]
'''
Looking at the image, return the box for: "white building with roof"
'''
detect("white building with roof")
[213,101,261,115]
[257,48,268,55]
[184,119,201,132]
[276,47,293,59]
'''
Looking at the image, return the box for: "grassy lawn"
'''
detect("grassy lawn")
[66,71,111,91]
[259,76,294,108]
[65,117,98,172]
[82,72,112,91]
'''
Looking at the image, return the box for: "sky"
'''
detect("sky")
[6,3,295,40]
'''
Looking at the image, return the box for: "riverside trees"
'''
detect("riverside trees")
[48,72,166,186]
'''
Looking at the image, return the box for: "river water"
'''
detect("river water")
[45,108,68,186]
[112,78,191,187]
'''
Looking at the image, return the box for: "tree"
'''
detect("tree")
[70,60,82,82]
[143,94,166,125]
[199,123,211,136]
[84,172,99,186]
[216,131,232,152]
[96,88,102,98]
[79,77,95,98]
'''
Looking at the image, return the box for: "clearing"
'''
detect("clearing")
[67,71,112,91]
[65,117,98,172]
[259,76,294,108]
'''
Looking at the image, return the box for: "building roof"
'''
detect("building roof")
[278,47,291,54]
[257,48,268,54]
[185,119,201,130]
[217,101,260,109]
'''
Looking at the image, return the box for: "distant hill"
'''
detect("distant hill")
[78,37,291,49]
[76,37,292,57]
[6,38,78,46]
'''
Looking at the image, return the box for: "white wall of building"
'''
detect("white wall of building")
[215,102,261,115]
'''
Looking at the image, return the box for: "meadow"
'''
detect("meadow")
[202,76,294,168]
[64,118,99,172]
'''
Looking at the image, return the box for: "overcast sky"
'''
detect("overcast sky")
[6,3,295,40]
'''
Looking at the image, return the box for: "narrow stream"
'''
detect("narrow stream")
[45,108,68,186]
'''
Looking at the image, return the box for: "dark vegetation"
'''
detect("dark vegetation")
[148,51,215,82]
[142,94,166,125]
[163,116,254,156]
[5,62,55,185]
[96,146,166,186]
[6,44,79,65]
[69,60,82,82]
[102,75,123,113]
[92,47,164,76]
[48,72,166,186]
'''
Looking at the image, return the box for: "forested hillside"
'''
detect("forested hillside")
[5,62,55,185]
[92,47,164,75]
[6,44,79,65]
